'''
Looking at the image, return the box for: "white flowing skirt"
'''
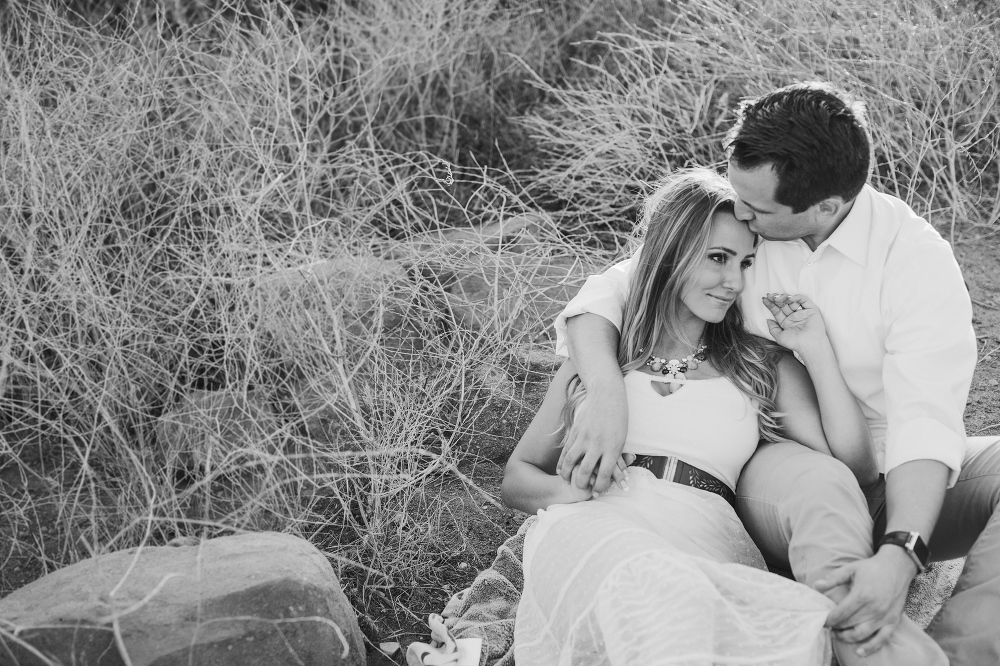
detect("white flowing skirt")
[515,470,834,666]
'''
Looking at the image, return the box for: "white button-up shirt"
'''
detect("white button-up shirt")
[554,185,977,485]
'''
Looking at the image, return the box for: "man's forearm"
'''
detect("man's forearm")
[881,459,950,571]
[565,313,623,392]
[559,313,630,488]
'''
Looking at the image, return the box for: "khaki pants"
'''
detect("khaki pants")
[737,437,1000,666]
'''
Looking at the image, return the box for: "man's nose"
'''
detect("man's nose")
[734,200,754,221]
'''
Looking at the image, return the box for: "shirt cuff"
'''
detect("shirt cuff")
[553,274,626,358]
[883,418,966,487]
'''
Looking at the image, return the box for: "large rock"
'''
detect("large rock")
[0,532,365,666]
[400,213,552,259]
[384,213,598,341]
[445,254,588,340]
[256,254,424,355]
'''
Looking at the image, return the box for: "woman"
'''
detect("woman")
[501,169,878,665]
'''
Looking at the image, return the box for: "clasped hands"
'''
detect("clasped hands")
[556,407,633,500]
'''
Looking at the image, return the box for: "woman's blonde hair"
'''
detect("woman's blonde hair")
[562,168,783,444]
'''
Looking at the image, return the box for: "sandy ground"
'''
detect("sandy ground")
[955,229,1000,437]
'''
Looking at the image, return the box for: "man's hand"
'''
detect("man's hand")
[813,546,917,658]
[556,392,629,493]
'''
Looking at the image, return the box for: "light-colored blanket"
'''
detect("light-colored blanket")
[439,518,533,666]
[435,516,960,666]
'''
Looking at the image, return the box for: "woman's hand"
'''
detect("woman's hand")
[763,293,830,356]
[553,471,598,504]
[552,453,634,506]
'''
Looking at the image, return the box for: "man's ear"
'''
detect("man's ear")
[813,196,846,222]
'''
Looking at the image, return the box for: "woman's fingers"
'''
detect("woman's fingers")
[833,621,879,645]
[781,302,801,316]
[853,623,896,658]
[766,319,783,339]
[762,297,787,325]
[765,293,816,329]
[771,293,812,310]
[609,462,630,491]
[592,455,635,494]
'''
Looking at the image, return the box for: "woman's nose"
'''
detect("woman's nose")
[722,264,744,291]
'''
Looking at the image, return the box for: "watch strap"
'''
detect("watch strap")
[877,531,930,573]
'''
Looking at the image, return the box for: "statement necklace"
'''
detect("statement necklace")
[644,343,708,380]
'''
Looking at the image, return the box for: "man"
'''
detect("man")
[554,82,1000,665]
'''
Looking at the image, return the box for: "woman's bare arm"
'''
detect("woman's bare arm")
[769,295,879,486]
[502,360,598,514]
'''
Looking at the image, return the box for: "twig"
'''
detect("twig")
[99,573,185,622]
[980,346,999,364]
[0,625,60,665]
[193,615,351,659]
[972,298,999,310]
[446,463,505,511]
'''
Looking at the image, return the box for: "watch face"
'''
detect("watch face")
[907,532,930,564]
[879,531,930,571]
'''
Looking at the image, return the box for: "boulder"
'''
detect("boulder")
[445,255,588,340]
[0,532,365,666]
[510,343,562,379]
[256,255,424,356]
[401,212,554,259]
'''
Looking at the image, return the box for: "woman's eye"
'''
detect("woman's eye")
[740,259,754,270]
[709,253,727,264]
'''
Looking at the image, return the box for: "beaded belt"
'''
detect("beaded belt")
[629,455,736,508]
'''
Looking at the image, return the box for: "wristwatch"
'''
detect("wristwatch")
[877,531,930,574]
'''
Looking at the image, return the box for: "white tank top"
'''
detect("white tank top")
[622,370,761,491]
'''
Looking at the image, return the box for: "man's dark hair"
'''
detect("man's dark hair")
[725,82,873,213]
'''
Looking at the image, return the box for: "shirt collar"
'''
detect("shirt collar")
[815,185,872,267]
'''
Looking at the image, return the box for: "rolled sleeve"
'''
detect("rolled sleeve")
[553,255,637,358]
[881,234,976,486]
